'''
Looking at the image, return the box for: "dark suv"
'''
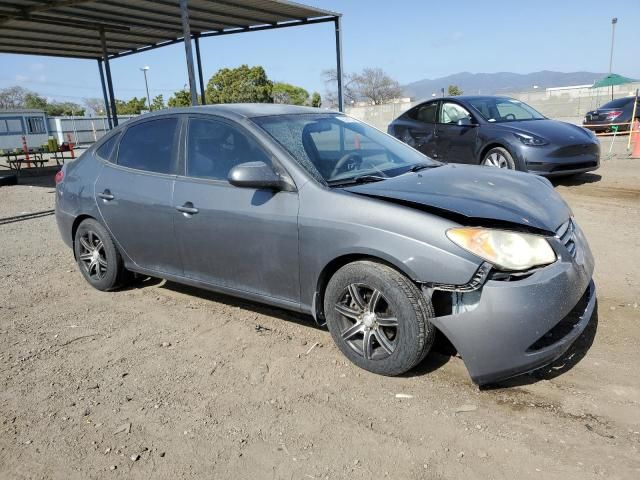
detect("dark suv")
[388,96,600,176]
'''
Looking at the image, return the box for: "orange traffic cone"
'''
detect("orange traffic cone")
[631,119,640,159]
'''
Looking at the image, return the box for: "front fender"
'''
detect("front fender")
[298,185,483,314]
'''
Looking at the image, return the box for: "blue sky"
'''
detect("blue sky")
[0,0,638,104]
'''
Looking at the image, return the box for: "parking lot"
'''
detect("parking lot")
[1,149,639,479]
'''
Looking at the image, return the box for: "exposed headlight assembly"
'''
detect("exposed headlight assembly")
[446,228,556,271]
[513,132,548,146]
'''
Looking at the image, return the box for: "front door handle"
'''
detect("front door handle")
[176,202,199,215]
[98,190,114,201]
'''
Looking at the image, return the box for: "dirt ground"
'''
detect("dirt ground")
[1,152,639,479]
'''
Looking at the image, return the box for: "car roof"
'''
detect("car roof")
[419,95,516,103]
[137,103,337,121]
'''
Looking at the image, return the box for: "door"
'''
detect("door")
[403,101,439,158]
[434,101,478,164]
[95,117,181,275]
[173,116,300,302]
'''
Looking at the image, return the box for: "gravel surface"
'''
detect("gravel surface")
[1,157,639,479]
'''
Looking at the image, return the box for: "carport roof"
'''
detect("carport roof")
[0,0,339,59]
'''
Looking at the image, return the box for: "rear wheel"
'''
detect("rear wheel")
[482,146,516,170]
[324,261,435,376]
[74,218,129,291]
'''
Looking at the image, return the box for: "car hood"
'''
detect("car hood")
[344,164,570,232]
[503,119,594,144]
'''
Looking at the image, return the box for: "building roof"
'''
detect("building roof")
[0,109,46,114]
[0,0,339,60]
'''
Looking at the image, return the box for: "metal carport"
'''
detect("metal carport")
[0,0,344,128]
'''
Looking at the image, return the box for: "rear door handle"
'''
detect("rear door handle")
[98,190,114,201]
[176,202,199,215]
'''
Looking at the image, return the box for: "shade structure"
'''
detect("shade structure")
[0,0,345,126]
[591,74,638,89]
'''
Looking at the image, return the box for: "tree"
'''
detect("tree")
[353,68,403,105]
[151,94,165,111]
[272,82,309,105]
[322,68,403,106]
[168,89,193,107]
[84,97,107,116]
[206,65,273,104]
[310,92,322,108]
[115,97,147,115]
[24,92,48,110]
[447,85,463,96]
[45,102,84,116]
[322,69,358,106]
[0,86,28,109]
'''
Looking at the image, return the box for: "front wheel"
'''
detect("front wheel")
[324,261,435,376]
[481,147,516,170]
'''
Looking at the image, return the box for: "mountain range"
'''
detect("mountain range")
[403,70,608,99]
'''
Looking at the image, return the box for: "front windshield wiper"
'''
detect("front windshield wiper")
[407,163,441,173]
[327,175,387,187]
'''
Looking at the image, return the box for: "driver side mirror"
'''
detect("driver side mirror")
[228,161,285,190]
[457,116,477,127]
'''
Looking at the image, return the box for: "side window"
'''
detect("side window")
[95,133,121,161]
[27,116,46,134]
[186,118,271,181]
[411,102,438,124]
[439,102,471,124]
[117,118,178,174]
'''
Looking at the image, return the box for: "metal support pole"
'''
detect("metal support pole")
[334,16,344,112]
[194,35,206,105]
[100,27,118,126]
[179,0,198,106]
[609,17,617,101]
[97,59,112,129]
[142,69,151,110]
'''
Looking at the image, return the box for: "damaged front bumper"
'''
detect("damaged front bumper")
[429,223,596,386]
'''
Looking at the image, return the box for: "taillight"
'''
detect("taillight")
[605,110,623,120]
[55,170,64,184]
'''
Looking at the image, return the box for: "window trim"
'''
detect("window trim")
[113,115,182,176]
[180,113,293,188]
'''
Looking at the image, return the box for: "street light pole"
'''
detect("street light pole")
[141,66,152,111]
[609,17,618,100]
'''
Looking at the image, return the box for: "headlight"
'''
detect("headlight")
[446,227,556,271]
[513,132,548,146]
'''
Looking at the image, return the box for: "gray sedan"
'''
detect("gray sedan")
[55,104,596,385]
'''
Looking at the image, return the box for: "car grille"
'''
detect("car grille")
[556,218,577,258]
[550,161,598,173]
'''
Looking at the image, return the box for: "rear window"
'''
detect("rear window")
[116,118,178,174]
[600,97,634,109]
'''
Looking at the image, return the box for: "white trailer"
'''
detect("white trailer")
[0,109,49,151]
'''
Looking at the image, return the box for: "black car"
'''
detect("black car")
[583,96,639,132]
[388,96,600,176]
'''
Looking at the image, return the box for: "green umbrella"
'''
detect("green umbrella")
[591,73,637,88]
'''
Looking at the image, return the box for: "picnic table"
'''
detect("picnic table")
[0,148,71,174]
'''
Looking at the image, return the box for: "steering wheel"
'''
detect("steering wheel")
[330,153,362,178]
[503,113,516,121]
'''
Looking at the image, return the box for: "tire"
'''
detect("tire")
[324,260,435,376]
[481,146,516,170]
[74,218,129,291]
